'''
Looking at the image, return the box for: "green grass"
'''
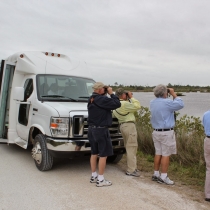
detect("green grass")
[132,106,206,191]
[133,151,206,191]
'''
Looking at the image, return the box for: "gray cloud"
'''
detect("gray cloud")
[1,0,210,86]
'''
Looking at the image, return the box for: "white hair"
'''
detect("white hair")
[153,84,167,97]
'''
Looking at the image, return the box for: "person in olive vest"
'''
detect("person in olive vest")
[113,88,141,177]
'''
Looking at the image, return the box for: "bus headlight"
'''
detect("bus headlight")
[50,117,69,137]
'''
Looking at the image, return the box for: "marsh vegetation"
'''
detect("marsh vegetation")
[135,107,206,190]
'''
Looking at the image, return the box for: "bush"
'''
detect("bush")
[135,107,154,155]
[135,106,205,167]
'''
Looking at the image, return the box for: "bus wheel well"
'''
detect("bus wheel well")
[29,127,42,146]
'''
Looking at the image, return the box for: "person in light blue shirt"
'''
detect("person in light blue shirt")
[202,110,210,202]
[150,84,184,185]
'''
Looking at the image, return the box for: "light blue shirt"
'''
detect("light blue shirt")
[202,110,210,136]
[150,97,184,129]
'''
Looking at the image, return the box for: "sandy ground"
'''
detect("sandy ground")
[0,144,210,210]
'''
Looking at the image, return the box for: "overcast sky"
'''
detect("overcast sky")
[1,0,210,86]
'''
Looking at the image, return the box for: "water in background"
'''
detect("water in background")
[133,92,210,120]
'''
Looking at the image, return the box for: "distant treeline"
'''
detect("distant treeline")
[111,83,210,92]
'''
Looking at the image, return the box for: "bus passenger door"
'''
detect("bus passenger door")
[0,60,15,143]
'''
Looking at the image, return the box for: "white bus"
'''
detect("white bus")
[0,51,125,171]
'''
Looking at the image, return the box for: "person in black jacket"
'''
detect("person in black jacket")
[88,82,121,187]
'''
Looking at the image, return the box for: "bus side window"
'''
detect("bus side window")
[18,79,33,126]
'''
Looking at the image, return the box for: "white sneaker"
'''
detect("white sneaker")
[96,179,112,187]
[157,176,174,185]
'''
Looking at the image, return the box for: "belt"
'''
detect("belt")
[89,125,107,128]
[206,136,210,138]
[154,128,173,131]
[119,121,135,125]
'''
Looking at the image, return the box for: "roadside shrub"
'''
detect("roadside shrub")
[135,106,205,167]
[135,107,154,155]
[173,115,205,166]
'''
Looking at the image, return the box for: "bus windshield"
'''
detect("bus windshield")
[36,74,95,102]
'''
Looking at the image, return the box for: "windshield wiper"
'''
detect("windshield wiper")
[79,96,90,99]
[41,95,78,101]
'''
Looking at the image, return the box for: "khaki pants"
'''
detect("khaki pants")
[204,137,210,198]
[120,123,138,173]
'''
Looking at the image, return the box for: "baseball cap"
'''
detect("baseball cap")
[92,82,106,89]
[115,88,128,96]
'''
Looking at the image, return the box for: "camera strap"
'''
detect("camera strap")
[115,109,129,116]
[87,95,110,110]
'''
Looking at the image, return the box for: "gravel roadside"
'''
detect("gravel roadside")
[0,144,209,210]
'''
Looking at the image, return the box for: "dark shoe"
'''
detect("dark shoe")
[205,198,210,202]
[90,176,98,183]
[152,175,159,181]
[126,170,140,177]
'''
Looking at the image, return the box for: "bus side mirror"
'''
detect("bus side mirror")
[13,87,24,101]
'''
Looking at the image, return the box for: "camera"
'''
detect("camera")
[167,88,171,97]
[103,86,108,95]
[124,91,129,98]
[125,91,133,99]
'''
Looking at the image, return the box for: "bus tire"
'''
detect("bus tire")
[107,154,123,164]
[32,134,53,171]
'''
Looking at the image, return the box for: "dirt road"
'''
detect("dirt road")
[0,144,209,210]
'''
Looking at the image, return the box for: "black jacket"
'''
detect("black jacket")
[87,93,121,127]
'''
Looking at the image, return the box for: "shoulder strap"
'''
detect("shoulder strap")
[87,95,108,110]
[115,109,129,116]
[87,96,94,108]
